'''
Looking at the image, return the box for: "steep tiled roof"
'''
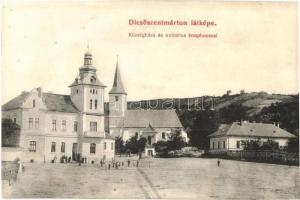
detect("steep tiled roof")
[209,122,296,138]
[42,93,79,113]
[2,92,79,113]
[2,92,30,111]
[123,109,183,128]
[109,62,126,94]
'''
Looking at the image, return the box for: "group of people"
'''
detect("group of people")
[101,159,140,170]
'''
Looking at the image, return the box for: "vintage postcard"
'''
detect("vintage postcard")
[1,1,299,199]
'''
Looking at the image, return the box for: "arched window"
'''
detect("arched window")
[90,99,93,109]
[90,143,96,154]
[95,100,98,109]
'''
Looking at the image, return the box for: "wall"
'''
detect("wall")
[210,136,290,153]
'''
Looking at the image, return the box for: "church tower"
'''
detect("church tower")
[69,50,106,136]
[109,58,127,137]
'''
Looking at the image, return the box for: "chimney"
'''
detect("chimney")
[37,87,42,97]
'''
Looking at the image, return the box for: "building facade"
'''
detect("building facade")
[2,52,115,163]
[208,121,296,154]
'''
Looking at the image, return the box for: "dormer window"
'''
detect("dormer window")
[33,100,36,108]
[90,76,96,83]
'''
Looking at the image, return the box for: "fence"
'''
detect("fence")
[2,161,20,185]
[227,150,299,165]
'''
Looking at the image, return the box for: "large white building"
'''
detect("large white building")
[2,51,115,163]
[208,121,296,153]
[3,50,189,160]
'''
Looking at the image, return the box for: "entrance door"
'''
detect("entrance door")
[148,149,153,157]
[147,136,152,145]
[72,143,78,161]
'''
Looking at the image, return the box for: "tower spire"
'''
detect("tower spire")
[109,56,127,95]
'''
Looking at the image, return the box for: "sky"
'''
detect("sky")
[1,1,298,104]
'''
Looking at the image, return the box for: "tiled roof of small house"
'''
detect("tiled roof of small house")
[209,122,296,138]
[2,92,30,110]
[42,93,79,113]
[123,109,183,128]
[2,92,79,113]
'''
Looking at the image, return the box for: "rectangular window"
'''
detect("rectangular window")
[237,141,240,149]
[62,120,66,131]
[35,118,39,129]
[28,118,33,128]
[33,100,36,108]
[218,141,220,149]
[13,118,16,123]
[51,142,56,152]
[90,122,97,132]
[52,120,56,131]
[104,142,107,150]
[162,132,166,139]
[115,96,119,101]
[223,141,226,149]
[95,100,98,110]
[111,142,114,150]
[74,121,78,132]
[212,142,215,149]
[61,142,65,153]
[29,141,36,152]
[90,143,96,154]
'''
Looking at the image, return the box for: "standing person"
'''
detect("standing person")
[127,159,130,167]
[100,159,103,167]
[136,160,139,168]
[217,159,220,167]
[108,163,111,170]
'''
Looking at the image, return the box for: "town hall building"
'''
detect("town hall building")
[2,50,189,161]
[2,51,115,163]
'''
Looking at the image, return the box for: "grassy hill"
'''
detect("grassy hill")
[125,92,298,149]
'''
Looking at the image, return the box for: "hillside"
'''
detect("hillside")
[125,92,298,149]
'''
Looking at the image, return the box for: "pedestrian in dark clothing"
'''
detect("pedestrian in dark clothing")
[217,159,220,167]
[108,163,111,170]
[122,162,124,167]
[136,160,139,168]
[127,159,130,167]
[100,160,103,167]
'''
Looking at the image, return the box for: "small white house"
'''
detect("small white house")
[208,121,296,153]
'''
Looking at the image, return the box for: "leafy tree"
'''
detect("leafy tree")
[287,138,299,153]
[125,135,147,154]
[2,118,20,147]
[168,129,186,151]
[154,129,186,155]
[115,136,125,155]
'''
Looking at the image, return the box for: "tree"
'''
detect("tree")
[187,110,220,149]
[124,135,147,154]
[287,138,299,153]
[2,118,20,147]
[226,90,232,96]
[168,129,186,151]
[115,136,125,155]
[154,129,186,156]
